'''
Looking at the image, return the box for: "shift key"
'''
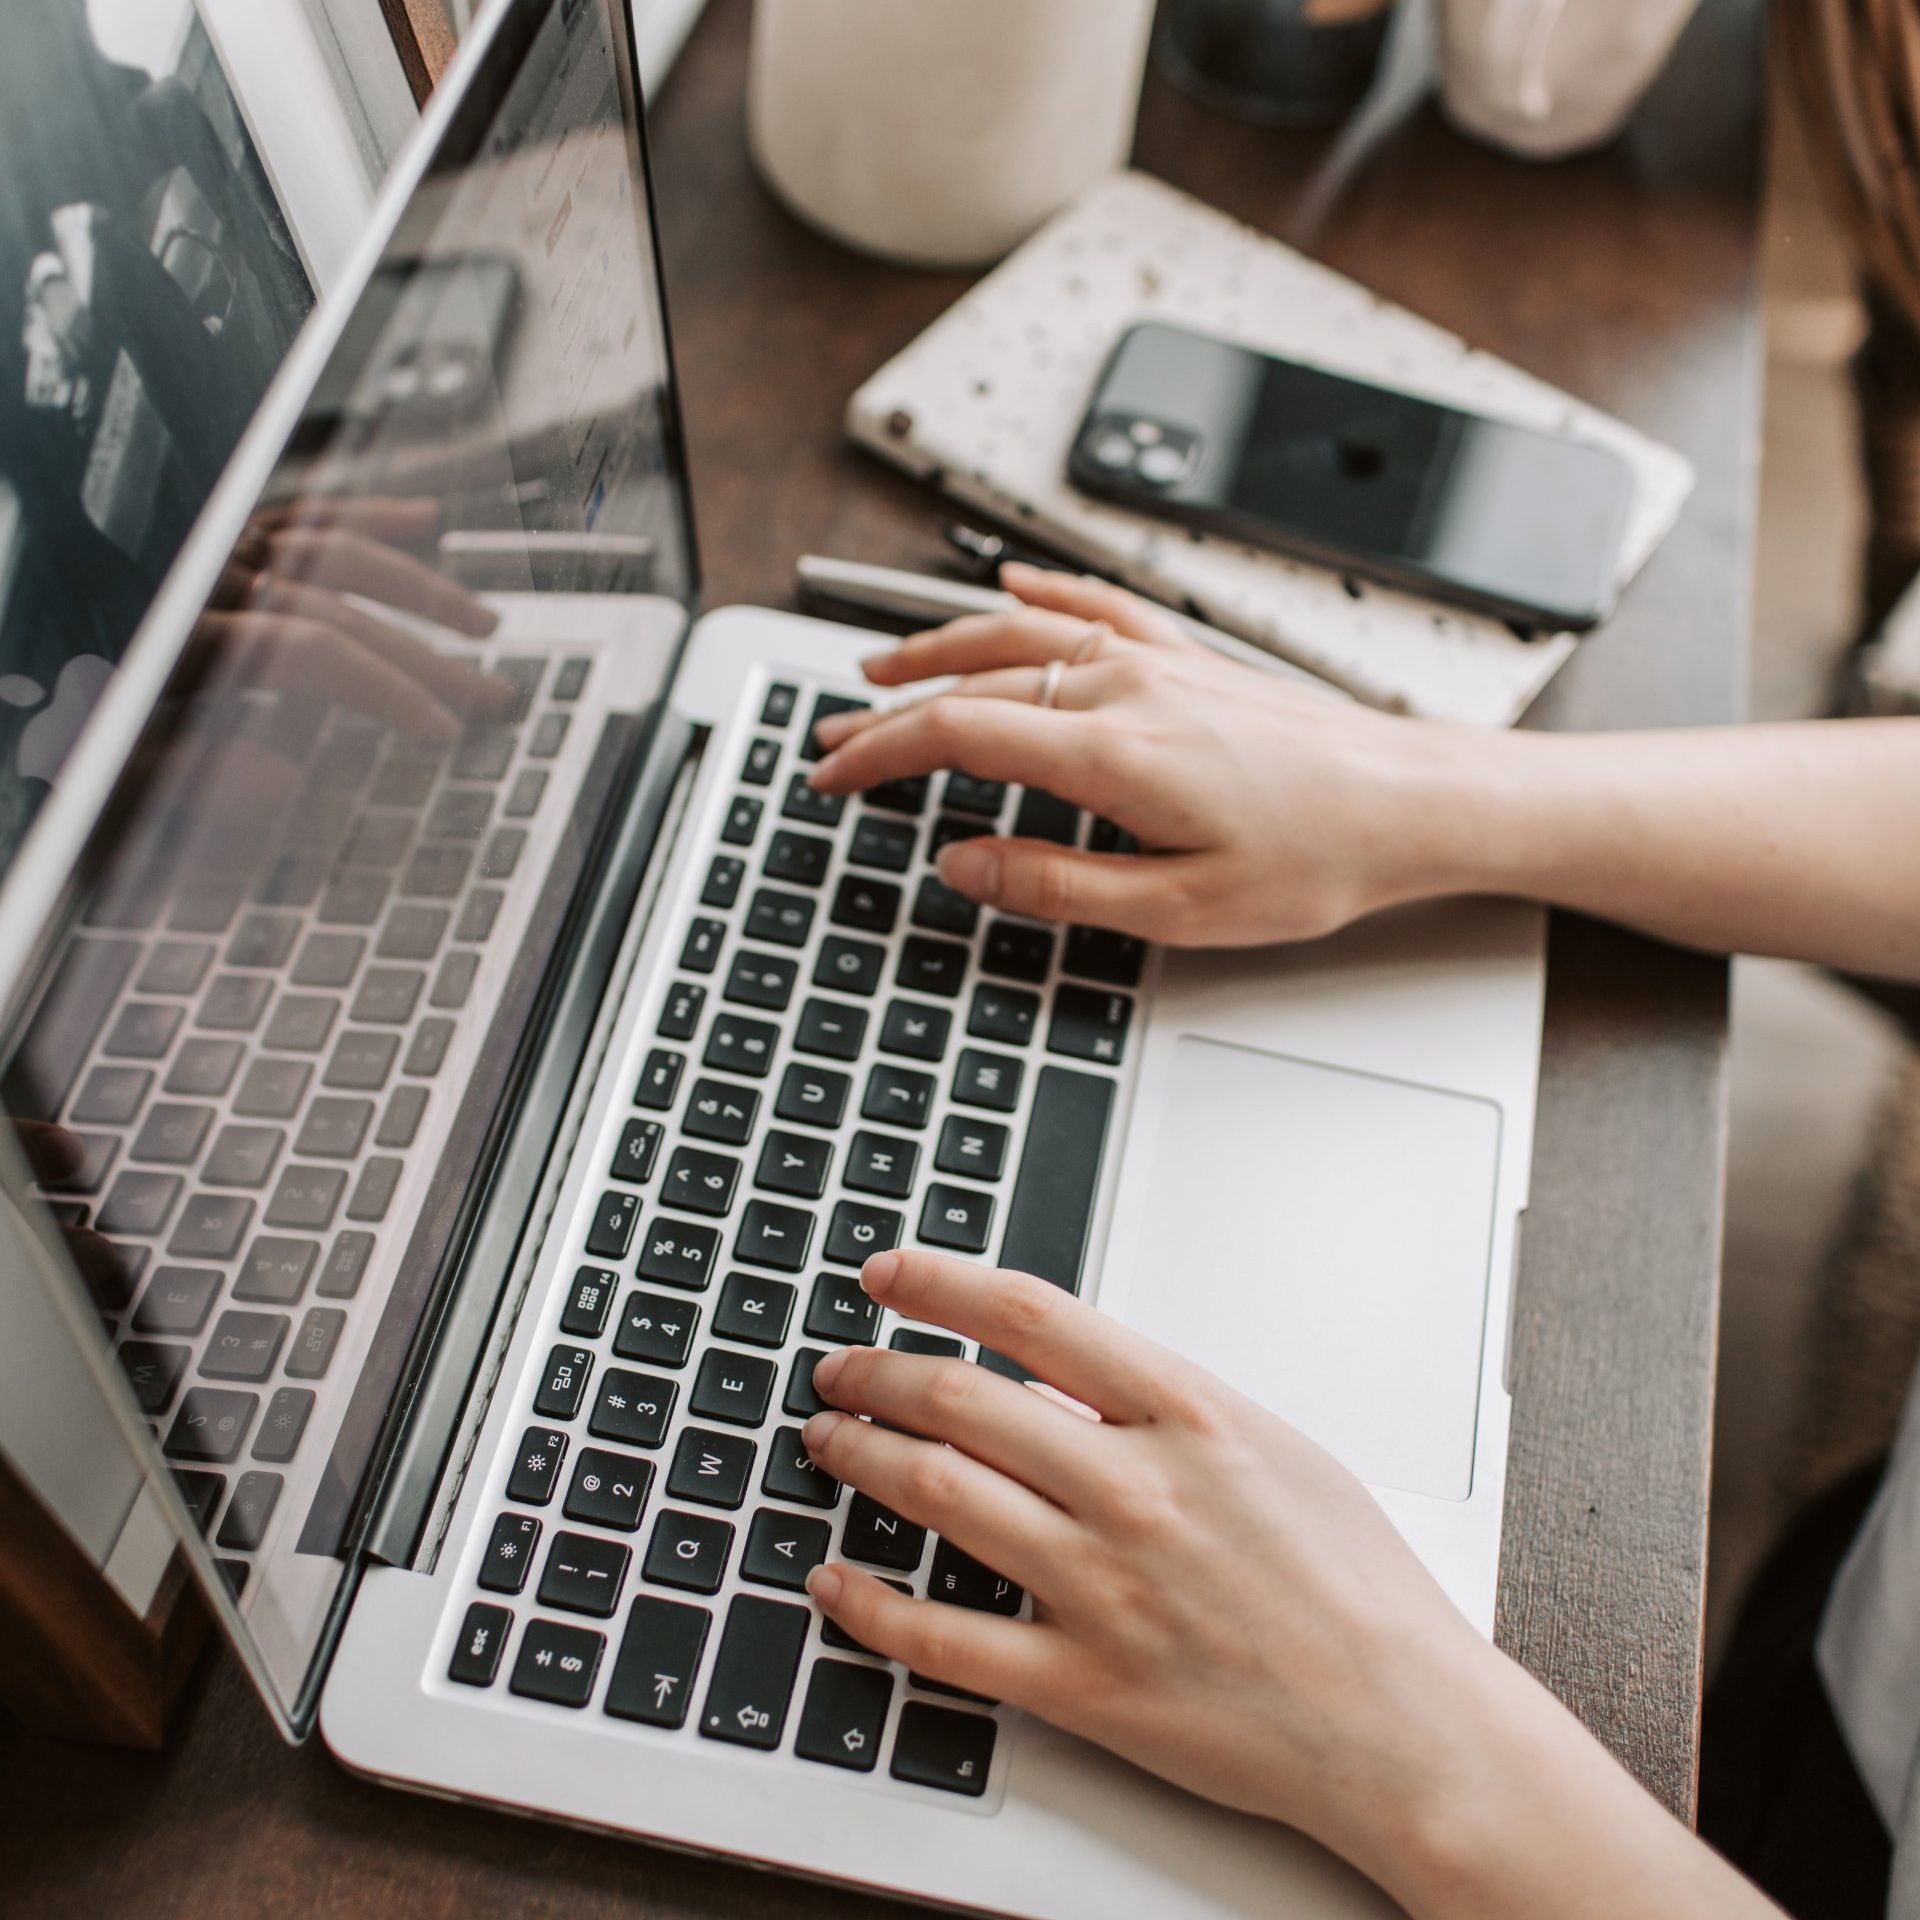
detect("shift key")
[698,1593,809,1750]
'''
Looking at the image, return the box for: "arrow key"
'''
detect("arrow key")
[740,1507,831,1592]
[796,1658,894,1774]
[605,1594,711,1729]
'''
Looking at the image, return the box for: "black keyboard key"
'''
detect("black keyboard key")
[205,1124,285,1190]
[535,1346,595,1420]
[170,1194,256,1259]
[684,1077,759,1146]
[804,1274,882,1348]
[983,921,1055,984]
[605,1594,711,1727]
[554,657,592,701]
[252,1386,316,1464]
[509,1618,604,1708]
[705,1014,780,1079]
[610,1120,663,1188]
[666,1427,757,1509]
[680,918,725,975]
[164,1387,257,1462]
[690,1350,777,1428]
[862,1065,934,1131]
[130,1102,213,1166]
[929,814,992,859]
[814,936,884,997]
[1087,817,1141,855]
[825,1200,903,1269]
[238,1058,313,1122]
[379,905,448,962]
[165,1037,243,1097]
[663,1146,740,1218]
[402,845,472,899]
[797,1659,894,1773]
[912,876,979,939]
[561,1266,619,1338]
[784,1347,832,1417]
[134,1265,219,1334]
[293,932,364,988]
[983,1066,1116,1378]
[782,774,844,827]
[762,682,800,727]
[635,1047,686,1110]
[846,1130,918,1200]
[953,1048,1022,1114]
[754,1131,831,1200]
[734,1199,816,1272]
[741,1507,831,1591]
[843,1493,927,1572]
[262,1164,345,1231]
[794,998,867,1062]
[760,1425,841,1508]
[1049,985,1133,1066]
[196,974,271,1033]
[480,1512,541,1593]
[943,773,1007,819]
[741,737,780,786]
[820,1576,912,1655]
[745,887,815,949]
[565,1449,654,1533]
[456,888,504,942]
[848,815,915,873]
[294,1096,373,1159]
[936,1116,1011,1182]
[1064,925,1147,988]
[658,982,706,1042]
[504,769,548,820]
[801,693,868,760]
[614,1290,699,1369]
[638,1219,722,1291]
[118,1340,188,1414]
[318,1229,376,1298]
[318,871,391,926]
[508,1426,569,1506]
[724,951,798,1012]
[775,1063,850,1129]
[880,999,951,1062]
[589,1369,678,1450]
[215,1470,282,1551]
[643,1510,733,1595]
[699,1594,810,1748]
[529,714,569,761]
[713,1272,797,1347]
[233,1236,316,1306]
[449,1602,512,1688]
[263,991,341,1052]
[323,1029,399,1091]
[893,1701,996,1796]
[721,795,764,846]
[346,1155,403,1226]
[1013,788,1081,846]
[919,1184,996,1254]
[143,938,219,993]
[481,828,527,881]
[898,937,968,1000]
[702,855,746,909]
[350,966,425,1028]
[928,1537,1024,1615]
[765,830,831,888]
[98,1170,182,1237]
[585,1190,641,1260]
[830,874,900,934]
[72,1065,152,1127]
[893,1329,967,1357]
[867,775,930,818]
[968,983,1040,1047]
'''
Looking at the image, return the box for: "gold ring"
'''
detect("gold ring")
[1037,659,1067,710]
[1072,619,1113,667]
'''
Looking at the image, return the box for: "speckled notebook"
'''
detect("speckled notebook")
[846,171,1693,726]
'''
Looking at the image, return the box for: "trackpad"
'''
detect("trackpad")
[1118,1038,1501,1501]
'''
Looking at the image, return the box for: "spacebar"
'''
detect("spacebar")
[979,1065,1115,1381]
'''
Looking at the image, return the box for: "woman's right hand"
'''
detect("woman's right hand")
[808,566,1501,949]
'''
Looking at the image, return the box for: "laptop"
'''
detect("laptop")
[0,2,1546,1913]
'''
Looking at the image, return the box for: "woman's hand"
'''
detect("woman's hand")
[808,566,1495,948]
[802,1251,1778,1920]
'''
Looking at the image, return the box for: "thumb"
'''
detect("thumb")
[938,837,1196,942]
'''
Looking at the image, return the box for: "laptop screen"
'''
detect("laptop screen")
[0,0,697,1734]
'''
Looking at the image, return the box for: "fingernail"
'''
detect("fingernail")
[861,1251,901,1297]
[938,840,1000,902]
[812,1349,847,1394]
[803,1411,846,1453]
[814,713,858,745]
[1000,560,1041,584]
[807,1565,844,1608]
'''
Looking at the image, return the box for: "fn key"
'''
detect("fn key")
[699,1593,809,1750]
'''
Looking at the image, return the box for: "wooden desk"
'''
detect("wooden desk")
[0,0,1762,1910]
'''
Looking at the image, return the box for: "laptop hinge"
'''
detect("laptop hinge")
[363,717,706,1571]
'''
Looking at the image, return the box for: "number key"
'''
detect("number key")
[590,1368,678,1449]
[613,1289,700,1368]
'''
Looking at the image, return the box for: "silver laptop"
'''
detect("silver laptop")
[0,3,1546,1913]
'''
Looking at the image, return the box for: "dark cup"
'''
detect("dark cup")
[1154,0,1395,127]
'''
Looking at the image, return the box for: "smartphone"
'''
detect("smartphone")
[1068,321,1638,632]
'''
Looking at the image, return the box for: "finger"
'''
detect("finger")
[15,1121,84,1183]
[204,611,461,742]
[862,1250,1180,1425]
[263,528,498,637]
[801,1409,1067,1592]
[859,609,1138,691]
[808,698,1125,815]
[935,837,1201,941]
[1001,563,1198,650]
[806,1564,1059,1707]
[812,1346,1111,1511]
[251,496,443,548]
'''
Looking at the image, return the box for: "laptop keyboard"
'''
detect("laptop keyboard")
[20,648,596,1592]
[449,676,1145,1804]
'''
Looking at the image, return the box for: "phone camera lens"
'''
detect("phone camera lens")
[1092,432,1136,471]
[1137,443,1188,486]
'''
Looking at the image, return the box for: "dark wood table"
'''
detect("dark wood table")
[0,0,1762,1910]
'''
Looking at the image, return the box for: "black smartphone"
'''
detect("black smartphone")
[1068,321,1638,632]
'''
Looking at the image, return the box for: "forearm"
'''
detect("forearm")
[1401,719,1920,981]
